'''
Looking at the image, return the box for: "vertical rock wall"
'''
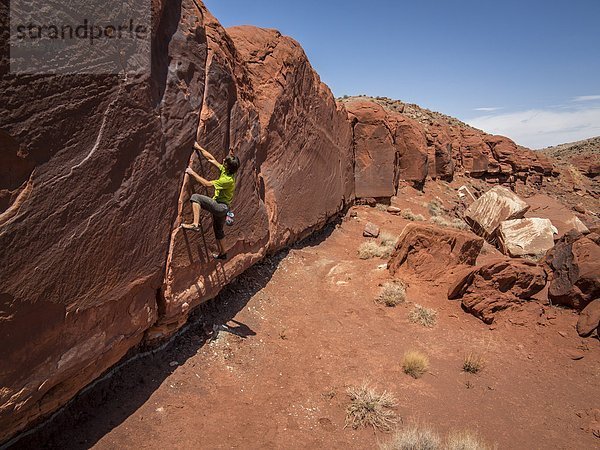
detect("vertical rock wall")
[0,0,209,441]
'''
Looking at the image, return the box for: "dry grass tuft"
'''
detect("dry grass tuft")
[401,209,425,221]
[462,353,485,374]
[376,203,389,211]
[446,430,495,450]
[381,427,494,450]
[345,384,398,432]
[358,232,398,259]
[376,281,407,307]
[358,241,386,259]
[380,424,441,450]
[427,199,445,217]
[408,304,438,328]
[402,351,429,379]
[430,215,469,230]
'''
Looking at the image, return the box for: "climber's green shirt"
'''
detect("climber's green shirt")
[213,164,235,206]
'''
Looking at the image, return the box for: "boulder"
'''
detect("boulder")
[363,222,380,238]
[498,218,556,258]
[566,216,590,234]
[345,100,428,197]
[388,223,484,281]
[0,0,214,441]
[577,299,600,337]
[464,186,530,238]
[448,259,547,323]
[545,232,600,309]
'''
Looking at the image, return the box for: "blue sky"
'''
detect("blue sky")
[204,0,600,148]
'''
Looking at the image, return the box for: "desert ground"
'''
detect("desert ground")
[12,183,599,450]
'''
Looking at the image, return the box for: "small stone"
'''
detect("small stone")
[577,299,600,337]
[363,222,380,238]
[387,206,402,214]
[565,350,585,360]
[169,361,179,367]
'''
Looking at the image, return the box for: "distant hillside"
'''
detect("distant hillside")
[541,136,600,177]
[541,136,600,159]
[338,95,481,132]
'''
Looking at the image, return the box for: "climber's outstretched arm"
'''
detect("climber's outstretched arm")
[186,167,214,187]
[194,142,222,169]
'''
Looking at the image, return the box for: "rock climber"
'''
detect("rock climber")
[181,142,240,260]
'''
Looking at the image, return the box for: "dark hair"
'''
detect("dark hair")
[223,155,240,175]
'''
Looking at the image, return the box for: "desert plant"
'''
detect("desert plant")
[380,424,441,450]
[376,203,389,211]
[345,384,398,432]
[379,231,399,247]
[402,350,429,378]
[358,233,398,259]
[358,241,385,259]
[462,353,485,374]
[427,199,445,217]
[376,281,407,307]
[401,209,425,221]
[430,215,469,230]
[446,430,494,450]
[408,304,438,328]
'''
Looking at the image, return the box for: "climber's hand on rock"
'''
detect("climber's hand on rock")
[185,167,195,176]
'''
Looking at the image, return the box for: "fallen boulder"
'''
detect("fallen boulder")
[388,223,483,281]
[464,186,529,239]
[545,231,600,309]
[577,299,600,337]
[448,259,547,323]
[498,217,557,258]
[363,222,380,238]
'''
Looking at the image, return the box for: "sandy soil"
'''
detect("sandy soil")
[11,200,600,450]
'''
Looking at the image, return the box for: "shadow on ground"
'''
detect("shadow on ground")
[7,220,340,450]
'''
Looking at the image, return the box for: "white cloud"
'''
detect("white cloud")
[572,95,600,102]
[474,107,503,112]
[467,107,600,149]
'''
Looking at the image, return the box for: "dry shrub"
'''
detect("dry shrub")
[427,199,445,217]
[401,209,425,221]
[345,384,398,432]
[381,427,494,450]
[402,350,429,379]
[446,430,495,450]
[358,241,386,259]
[376,203,389,211]
[376,281,407,307]
[408,304,438,328]
[463,353,485,374]
[380,424,441,450]
[430,215,469,230]
[358,232,398,259]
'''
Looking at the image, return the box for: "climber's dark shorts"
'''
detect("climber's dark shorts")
[190,194,228,240]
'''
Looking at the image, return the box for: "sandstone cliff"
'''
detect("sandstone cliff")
[342,96,555,198]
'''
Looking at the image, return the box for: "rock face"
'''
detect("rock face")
[0,3,353,442]
[0,0,211,441]
[388,223,484,281]
[448,259,547,323]
[227,26,354,251]
[498,218,556,258]
[341,96,555,195]
[577,299,600,337]
[545,232,600,310]
[464,186,530,239]
[345,100,427,197]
